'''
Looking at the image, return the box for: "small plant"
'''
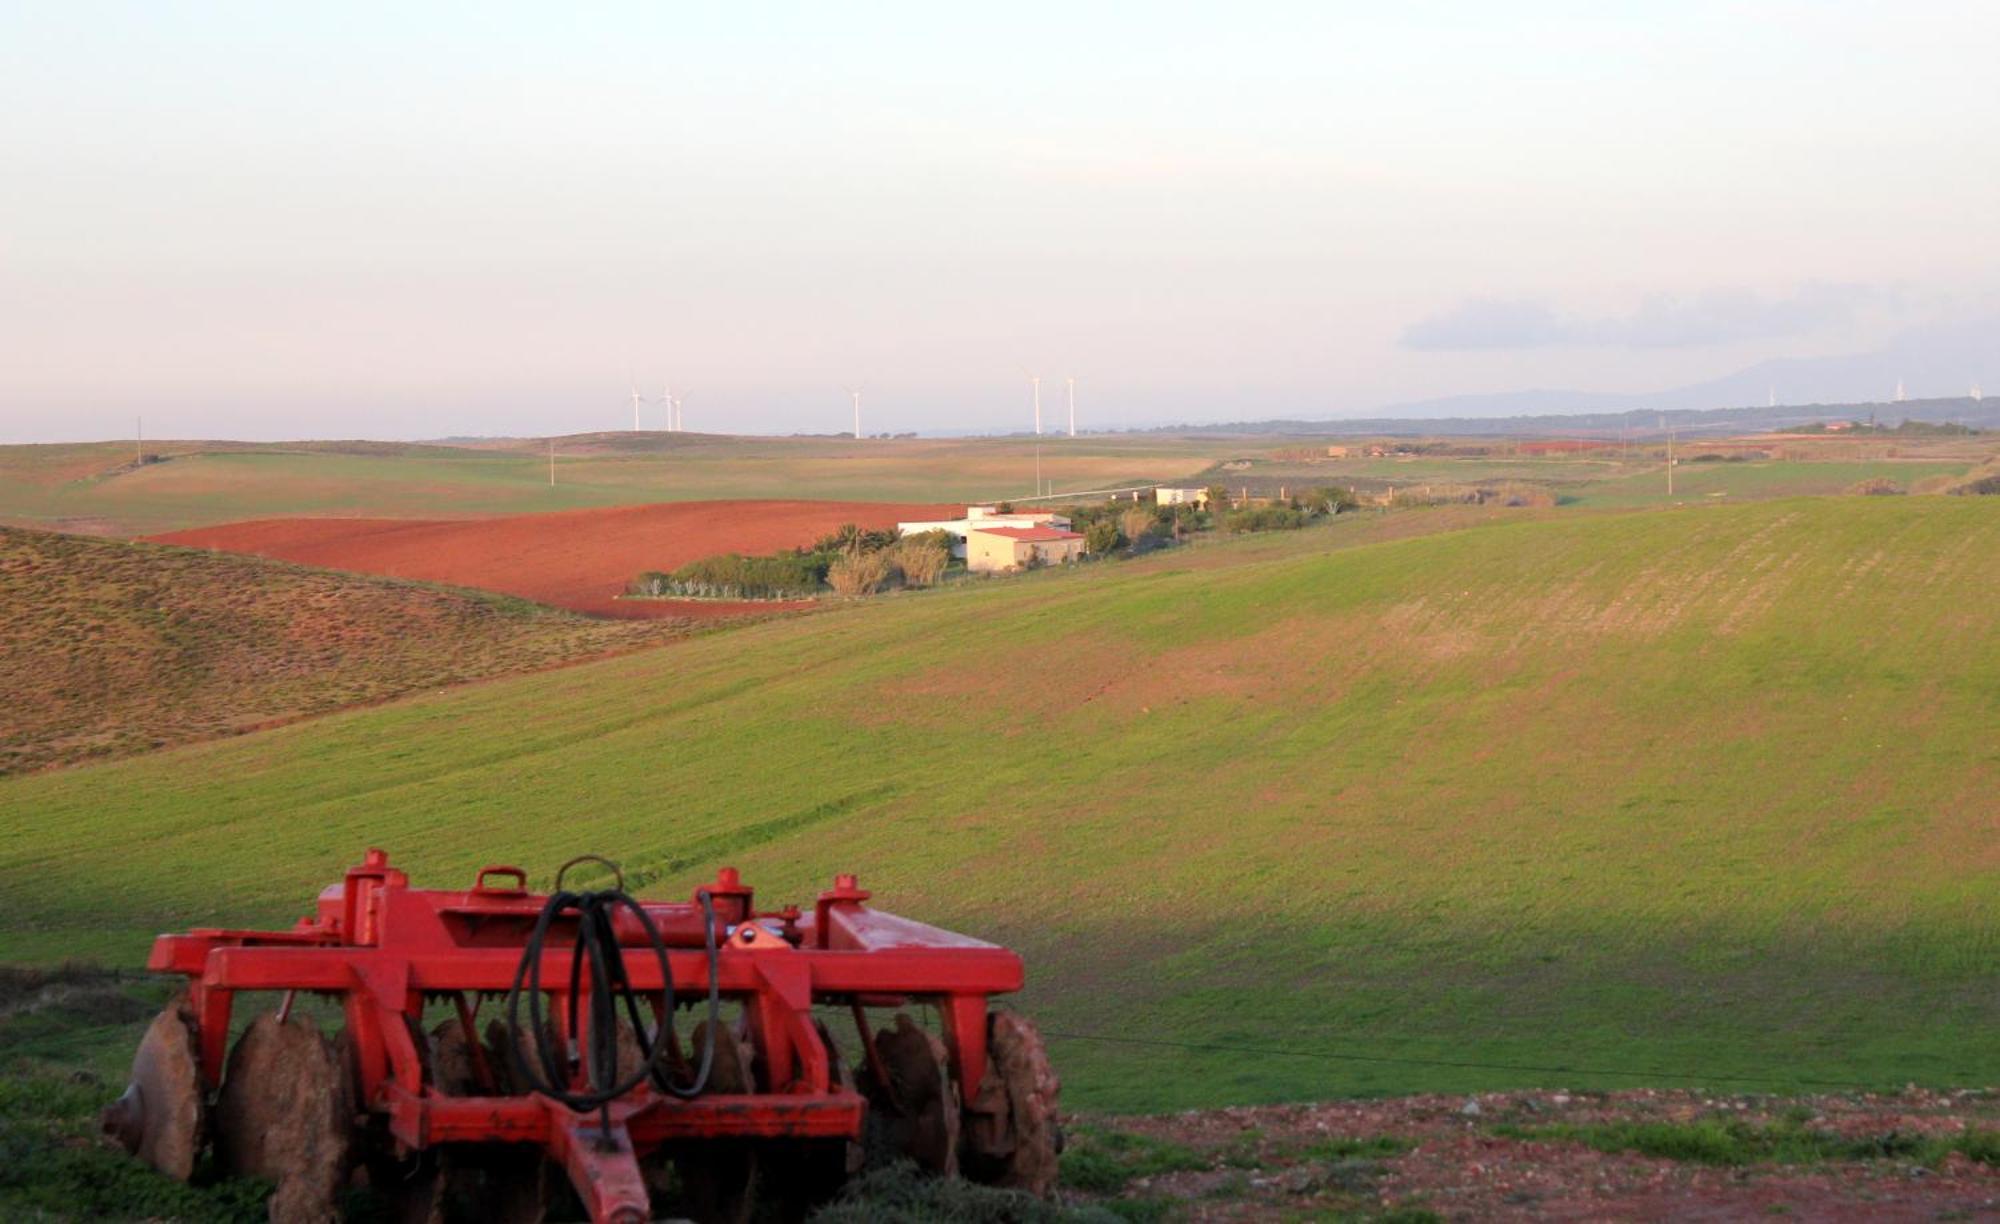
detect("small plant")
[810,1160,1101,1222]
[1060,1127,1208,1194]
[1298,1135,1416,1161]
[1500,1118,2000,1169]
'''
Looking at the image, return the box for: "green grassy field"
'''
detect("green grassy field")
[3,498,1996,1114]
[1205,444,1992,511]
[13,432,1987,539]
[0,434,1233,536]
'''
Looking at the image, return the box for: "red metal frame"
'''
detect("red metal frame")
[146,850,1023,1223]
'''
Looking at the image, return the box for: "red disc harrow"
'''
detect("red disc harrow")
[102,849,1060,1222]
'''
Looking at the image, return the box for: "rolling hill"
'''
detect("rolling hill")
[2,498,1994,1112]
[0,434,1225,537]
[0,526,688,774]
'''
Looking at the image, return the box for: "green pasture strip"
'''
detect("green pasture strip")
[3,498,1995,1109]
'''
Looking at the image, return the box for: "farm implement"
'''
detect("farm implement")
[101,850,1060,1222]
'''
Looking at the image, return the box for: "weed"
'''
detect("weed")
[1297,1136,1416,1161]
[1061,1128,1208,1194]
[810,1161,1124,1223]
[1503,1118,2000,1168]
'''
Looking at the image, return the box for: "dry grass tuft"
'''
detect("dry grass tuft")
[890,539,950,588]
[827,548,895,595]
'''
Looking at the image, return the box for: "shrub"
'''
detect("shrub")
[1389,484,1482,508]
[1222,506,1307,533]
[827,549,894,595]
[1847,477,1906,496]
[1083,520,1121,554]
[1307,485,1360,514]
[890,538,949,587]
[1388,482,1554,509]
[1484,481,1558,508]
[656,551,828,599]
[811,524,898,555]
[1119,507,1155,544]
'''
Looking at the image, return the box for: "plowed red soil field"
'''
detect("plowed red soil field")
[147,499,955,619]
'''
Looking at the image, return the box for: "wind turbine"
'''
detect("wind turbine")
[630,384,645,432]
[1031,376,1042,435]
[1066,376,1076,438]
[848,388,862,440]
[663,382,674,432]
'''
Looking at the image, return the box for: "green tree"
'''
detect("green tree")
[1083,519,1121,554]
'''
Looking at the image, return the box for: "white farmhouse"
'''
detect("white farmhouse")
[897,506,1074,558]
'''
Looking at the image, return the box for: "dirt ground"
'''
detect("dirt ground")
[146,498,955,618]
[1085,1089,1999,1221]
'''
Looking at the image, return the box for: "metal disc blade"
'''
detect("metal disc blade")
[215,1012,353,1224]
[668,1020,758,1224]
[960,1009,1062,1198]
[427,1019,552,1224]
[870,1013,960,1177]
[100,997,206,1180]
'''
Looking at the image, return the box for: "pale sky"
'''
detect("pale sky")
[3,1,1997,441]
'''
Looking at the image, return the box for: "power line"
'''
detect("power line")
[1038,1029,1888,1091]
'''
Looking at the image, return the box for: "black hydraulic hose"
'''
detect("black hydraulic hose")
[504,857,723,1138]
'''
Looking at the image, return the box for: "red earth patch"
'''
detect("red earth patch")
[147,499,956,619]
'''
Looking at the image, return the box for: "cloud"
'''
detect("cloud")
[1399,298,1567,350]
[1401,285,1884,351]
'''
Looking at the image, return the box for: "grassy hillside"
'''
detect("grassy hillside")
[0,527,686,774]
[2,498,1995,1112]
[0,434,1231,536]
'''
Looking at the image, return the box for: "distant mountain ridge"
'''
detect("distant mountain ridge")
[1151,315,1999,436]
[1148,395,1998,438]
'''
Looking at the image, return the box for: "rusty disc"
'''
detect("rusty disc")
[100,995,206,1180]
[867,1012,960,1178]
[215,1012,354,1224]
[818,1018,866,1180]
[410,1018,551,1224]
[959,1009,1062,1198]
[667,1018,759,1224]
[763,1018,864,1218]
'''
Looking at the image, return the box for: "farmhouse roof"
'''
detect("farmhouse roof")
[969,526,1084,542]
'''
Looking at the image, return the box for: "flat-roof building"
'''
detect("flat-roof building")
[964,525,1087,573]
